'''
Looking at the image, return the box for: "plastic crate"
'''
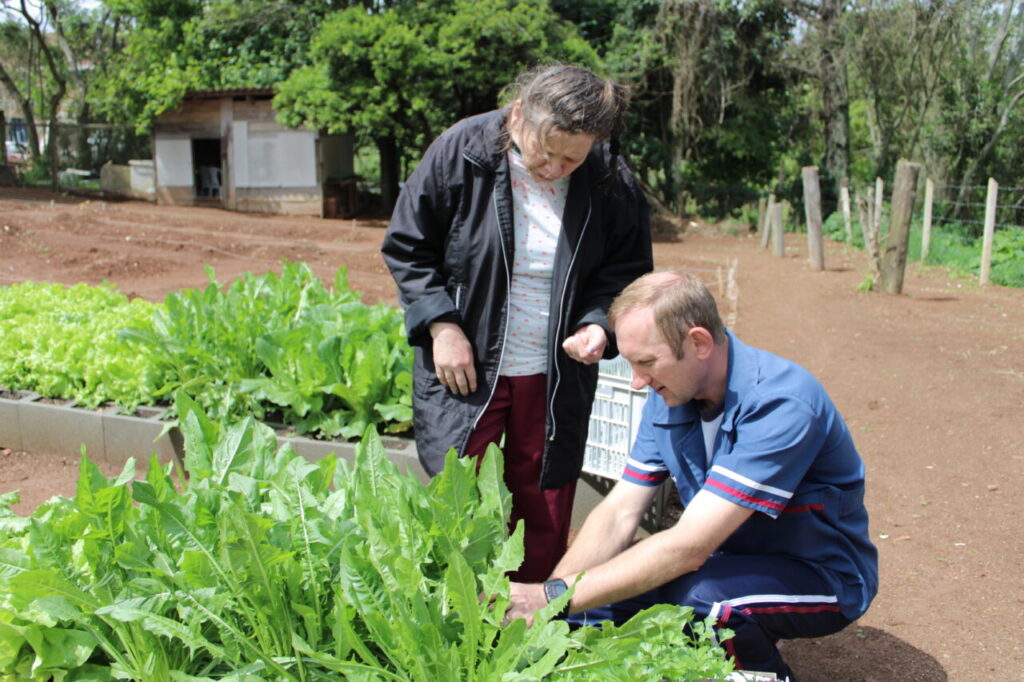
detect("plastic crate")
[582,356,648,479]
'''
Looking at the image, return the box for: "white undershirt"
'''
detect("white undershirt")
[499,150,569,376]
[701,411,724,467]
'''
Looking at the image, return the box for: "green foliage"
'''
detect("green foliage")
[93,0,337,129]
[0,263,413,436]
[988,229,1024,287]
[275,0,598,171]
[13,162,52,187]
[0,398,735,680]
[822,210,863,248]
[598,0,798,218]
[120,261,414,437]
[0,281,165,411]
[925,225,1024,288]
[821,207,1024,289]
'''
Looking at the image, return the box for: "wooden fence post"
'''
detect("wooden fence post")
[980,177,998,286]
[756,196,767,246]
[879,160,922,294]
[761,193,776,250]
[802,166,825,270]
[873,176,884,238]
[840,178,853,243]
[772,201,785,257]
[858,189,881,288]
[921,178,934,262]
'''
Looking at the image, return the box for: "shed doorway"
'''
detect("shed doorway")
[192,138,222,199]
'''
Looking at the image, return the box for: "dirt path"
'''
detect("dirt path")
[1,187,1022,681]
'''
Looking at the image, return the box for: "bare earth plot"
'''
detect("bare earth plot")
[1,187,1022,681]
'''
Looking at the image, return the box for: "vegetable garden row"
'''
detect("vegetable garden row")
[0,262,413,440]
[0,264,737,679]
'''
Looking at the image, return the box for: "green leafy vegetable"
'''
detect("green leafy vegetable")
[1,261,413,438]
[0,281,166,411]
[0,394,734,680]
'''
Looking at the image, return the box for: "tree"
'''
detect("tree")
[1,0,71,187]
[1,1,138,176]
[596,0,797,217]
[844,0,959,182]
[0,18,44,163]
[92,0,340,129]
[275,0,595,209]
[785,0,852,214]
[939,0,1024,228]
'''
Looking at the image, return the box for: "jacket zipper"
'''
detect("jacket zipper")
[458,152,512,453]
[547,195,593,442]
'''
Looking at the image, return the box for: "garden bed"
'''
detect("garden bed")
[0,385,417,473]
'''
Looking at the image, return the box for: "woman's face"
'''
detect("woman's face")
[508,100,596,183]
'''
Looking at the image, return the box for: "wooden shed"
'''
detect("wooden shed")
[152,88,358,217]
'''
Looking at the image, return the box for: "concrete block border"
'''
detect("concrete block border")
[0,387,422,478]
[1,387,630,524]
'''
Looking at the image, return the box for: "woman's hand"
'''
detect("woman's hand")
[430,321,477,395]
[562,324,607,365]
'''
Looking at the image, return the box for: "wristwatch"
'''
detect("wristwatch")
[542,578,571,618]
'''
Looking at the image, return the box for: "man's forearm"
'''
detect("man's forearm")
[557,528,708,612]
[551,486,651,578]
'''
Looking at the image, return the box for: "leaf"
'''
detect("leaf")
[96,599,226,659]
[443,550,483,671]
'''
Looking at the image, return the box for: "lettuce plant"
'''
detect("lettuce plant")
[0,281,165,411]
[120,261,413,437]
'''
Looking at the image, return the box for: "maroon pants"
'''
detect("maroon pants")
[464,374,577,582]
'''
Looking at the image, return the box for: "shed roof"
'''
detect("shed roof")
[184,88,275,100]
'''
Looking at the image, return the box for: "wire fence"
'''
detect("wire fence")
[927,183,1024,233]
[846,179,1024,233]
[772,170,1024,288]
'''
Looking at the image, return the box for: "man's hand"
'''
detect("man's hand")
[430,322,477,395]
[505,581,549,627]
[562,323,607,365]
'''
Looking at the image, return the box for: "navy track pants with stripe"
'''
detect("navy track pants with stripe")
[568,553,853,679]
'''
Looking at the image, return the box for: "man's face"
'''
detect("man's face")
[616,307,704,407]
[508,101,595,183]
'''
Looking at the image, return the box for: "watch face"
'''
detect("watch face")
[544,579,568,603]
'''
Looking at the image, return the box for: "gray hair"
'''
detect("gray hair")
[503,63,629,142]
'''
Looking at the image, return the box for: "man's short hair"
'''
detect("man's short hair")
[609,270,726,358]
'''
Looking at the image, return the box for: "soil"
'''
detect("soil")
[1,186,1022,681]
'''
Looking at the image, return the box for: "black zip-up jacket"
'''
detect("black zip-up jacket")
[381,110,652,489]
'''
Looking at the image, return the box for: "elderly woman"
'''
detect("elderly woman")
[381,64,652,581]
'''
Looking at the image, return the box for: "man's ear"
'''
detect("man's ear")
[689,327,715,359]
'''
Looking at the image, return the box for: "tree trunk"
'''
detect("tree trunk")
[76,102,93,170]
[377,134,401,212]
[18,1,69,188]
[0,63,42,161]
[818,0,849,215]
[879,160,922,294]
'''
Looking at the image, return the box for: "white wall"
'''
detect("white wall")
[237,127,317,188]
[154,137,193,186]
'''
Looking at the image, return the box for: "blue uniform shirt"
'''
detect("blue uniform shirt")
[622,330,879,620]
